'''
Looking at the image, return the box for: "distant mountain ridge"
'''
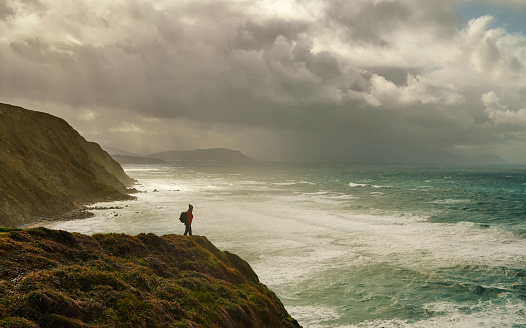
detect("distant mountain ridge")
[0,105,302,327]
[106,147,252,164]
[150,148,252,162]
[0,103,135,228]
[112,154,166,165]
[102,146,139,157]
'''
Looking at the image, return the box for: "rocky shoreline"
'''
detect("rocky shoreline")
[18,207,95,229]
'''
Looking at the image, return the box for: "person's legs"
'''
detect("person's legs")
[184,224,190,235]
[188,225,192,236]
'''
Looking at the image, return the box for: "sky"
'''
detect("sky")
[1,0,526,163]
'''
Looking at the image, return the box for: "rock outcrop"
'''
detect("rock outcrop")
[0,228,301,327]
[0,103,135,228]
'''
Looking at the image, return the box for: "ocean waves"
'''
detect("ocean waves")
[349,182,392,189]
[46,162,526,327]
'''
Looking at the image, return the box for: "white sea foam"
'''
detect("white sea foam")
[46,163,526,328]
[321,193,357,200]
[124,168,160,172]
[50,168,526,274]
[286,305,341,328]
[349,182,391,189]
[349,182,369,187]
[430,199,474,204]
[348,298,526,328]
[273,180,316,186]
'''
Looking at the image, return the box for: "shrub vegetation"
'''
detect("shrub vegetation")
[0,227,301,327]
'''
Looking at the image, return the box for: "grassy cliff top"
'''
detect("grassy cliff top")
[0,227,301,327]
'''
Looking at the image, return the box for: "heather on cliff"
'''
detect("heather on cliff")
[0,227,301,327]
[0,103,135,228]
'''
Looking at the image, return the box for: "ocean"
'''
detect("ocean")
[47,162,526,327]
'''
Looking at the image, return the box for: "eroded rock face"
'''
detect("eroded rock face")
[0,103,135,227]
[0,228,301,328]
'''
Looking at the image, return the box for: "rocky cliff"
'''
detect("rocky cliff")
[0,103,135,228]
[0,227,301,327]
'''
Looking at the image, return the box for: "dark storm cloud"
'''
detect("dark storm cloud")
[323,0,459,46]
[233,18,312,51]
[1,0,526,163]
[0,2,15,19]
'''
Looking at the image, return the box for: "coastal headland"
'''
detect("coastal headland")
[0,103,301,327]
[0,103,135,228]
[0,227,300,327]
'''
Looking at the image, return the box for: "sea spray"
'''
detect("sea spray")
[48,163,526,327]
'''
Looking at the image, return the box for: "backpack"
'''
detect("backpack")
[179,211,188,224]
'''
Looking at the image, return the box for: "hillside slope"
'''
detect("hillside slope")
[0,228,301,327]
[0,103,135,228]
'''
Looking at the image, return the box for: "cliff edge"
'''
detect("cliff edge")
[0,103,135,228]
[0,228,301,327]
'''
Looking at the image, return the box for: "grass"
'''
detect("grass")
[0,227,301,327]
[0,227,24,232]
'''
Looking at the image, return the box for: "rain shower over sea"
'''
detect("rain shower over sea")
[48,163,526,327]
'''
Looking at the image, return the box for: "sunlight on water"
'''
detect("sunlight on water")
[48,163,526,327]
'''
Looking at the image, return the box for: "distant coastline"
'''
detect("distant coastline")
[0,102,302,327]
[107,147,252,164]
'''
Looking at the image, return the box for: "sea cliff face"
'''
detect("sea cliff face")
[0,227,301,327]
[0,103,135,228]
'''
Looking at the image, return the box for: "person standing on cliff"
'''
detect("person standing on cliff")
[184,204,194,236]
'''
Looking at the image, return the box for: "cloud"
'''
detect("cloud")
[370,74,465,106]
[323,0,458,46]
[1,0,526,163]
[483,91,526,125]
